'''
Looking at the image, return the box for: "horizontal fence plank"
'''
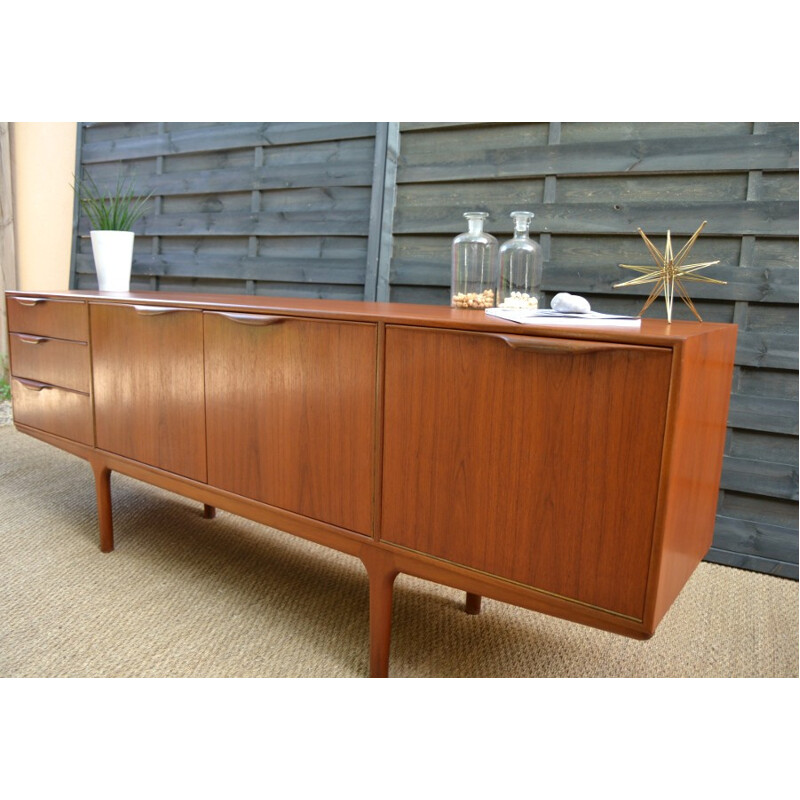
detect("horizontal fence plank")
[394,233,752,270]
[728,393,799,435]
[251,282,365,299]
[393,199,798,237]
[721,455,799,500]
[123,275,365,301]
[557,172,750,202]
[712,514,799,567]
[81,139,377,195]
[75,252,366,284]
[727,429,798,466]
[735,332,798,370]
[397,129,799,182]
[705,546,798,579]
[78,211,371,238]
[400,122,491,132]
[81,122,377,163]
[560,122,754,143]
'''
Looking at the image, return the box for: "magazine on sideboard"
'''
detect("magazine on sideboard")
[485,307,643,328]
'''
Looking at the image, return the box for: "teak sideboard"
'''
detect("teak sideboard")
[5,290,737,677]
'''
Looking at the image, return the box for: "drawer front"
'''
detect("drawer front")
[7,296,89,341]
[11,378,94,446]
[9,334,91,393]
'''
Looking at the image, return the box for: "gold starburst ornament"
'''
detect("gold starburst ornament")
[614,220,726,323]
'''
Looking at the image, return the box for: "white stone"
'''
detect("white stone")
[551,292,591,313]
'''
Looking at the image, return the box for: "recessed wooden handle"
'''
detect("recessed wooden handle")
[15,334,48,345]
[132,305,189,316]
[14,377,51,392]
[208,311,286,327]
[14,297,46,307]
[493,334,632,354]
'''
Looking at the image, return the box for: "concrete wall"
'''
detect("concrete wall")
[10,122,77,290]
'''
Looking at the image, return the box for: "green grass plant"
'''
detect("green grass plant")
[0,357,10,402]
[73,171,152,232]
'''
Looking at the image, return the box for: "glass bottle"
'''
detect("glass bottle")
[497,211,543,309]
[451,211,498,309]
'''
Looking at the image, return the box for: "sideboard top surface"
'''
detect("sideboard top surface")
[6,290,737,347]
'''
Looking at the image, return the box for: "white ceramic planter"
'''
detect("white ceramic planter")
[90,230,135,291]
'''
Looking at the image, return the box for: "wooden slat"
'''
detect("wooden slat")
[728,393,798,435]
[397,129,798,183]
[399,122,499,132]
[390,249,799,303]
[560,122,754,143]
[80,122,378,163]
[735,332,798,370]
[713,514,799,566]
[720,455,798,500]
[76,210,370,238]
[81,138,377,196]
[705,546,798,579]
[393,198,798,237]
[727,429,798,465]
[75,252,365,283]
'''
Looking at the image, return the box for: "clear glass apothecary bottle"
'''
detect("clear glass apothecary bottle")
[451,211,498,309]
[497,211,543,309]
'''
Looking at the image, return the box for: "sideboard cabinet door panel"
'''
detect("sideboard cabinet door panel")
[204,312,376,536]
[381,326,673,620]
[90,303,207,482]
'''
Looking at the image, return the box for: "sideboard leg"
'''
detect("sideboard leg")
[202,504,216,519]
[465,592,482,615]
[92,463,114,553]
[363,551,399,678]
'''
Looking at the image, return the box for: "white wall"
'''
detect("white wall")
[10,122,77,290]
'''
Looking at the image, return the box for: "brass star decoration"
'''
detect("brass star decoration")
[614,220,726,323]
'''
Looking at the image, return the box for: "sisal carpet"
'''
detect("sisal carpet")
[1,423,797,679]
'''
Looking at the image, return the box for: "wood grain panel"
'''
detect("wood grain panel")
[7,296,88,340]
[81,122,377,163]
[393,198,797,237]
[648,327,737,627]
[381,325,673,619]
[90,303,207,482]
[204,312,377,535]
[397,129,797,182]
[9,334,90,393]
[11,378,93,445]
[82,138,376,196]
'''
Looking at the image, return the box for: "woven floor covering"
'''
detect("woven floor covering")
[1,424,797,679]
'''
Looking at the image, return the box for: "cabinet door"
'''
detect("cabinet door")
[90,303,207,482]
[204,311,376,536]
[381,326,673,620]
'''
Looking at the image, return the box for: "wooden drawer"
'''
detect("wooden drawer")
[9,334,91,393]
[11,377,94,446]
[7,296,89,341]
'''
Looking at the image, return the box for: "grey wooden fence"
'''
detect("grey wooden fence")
[70,121,799,579]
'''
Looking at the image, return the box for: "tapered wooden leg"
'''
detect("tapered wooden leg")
[202,504,216,519]
[465,592,482,615]
[363,550,399,678]
[92,463,114,553]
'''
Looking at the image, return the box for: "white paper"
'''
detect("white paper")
[485,307,642,328]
